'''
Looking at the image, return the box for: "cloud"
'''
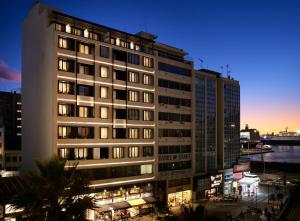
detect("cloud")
[0,60,21,82]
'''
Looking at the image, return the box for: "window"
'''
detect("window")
[143,129,153,139]
[65,24,71,33]
[78,63,93,75]
[78,106,93,118]
[100,127,108,139]
[100,87,108,98]
[100,66,109,78]
[143,92,153,103]
[58,81,74,94]
[128,91,139,102]
[128,128,139,139]
[113,128,126,139]
[77,85,94,96]
[114,69,127,81]
[120,40,128,48]
[100,107,108,119]
[128,72,139,83]
[100,147,109,159]
[79,43,90,54]
[158,62,191,76]
[58,126,67,138]
[74,28,82,36]
[128,109,139,120]
[58,59,74,72]
[78,127,94,138]
[58,37,67,49]
[143,57,153,68]
[143,110,153,121]
[58,104,74,116]
[100,46,109,58]
[112,147,124,159]
[114,89,127,100]
[89,32,99,40]
[128,53,140,65]
[113,49,127,62]
[143,74,153,86]
[115,109,126,119]
[56,23,63,31]
[141,164,153,174]
[75,148,88,159]
[129,147,139,158]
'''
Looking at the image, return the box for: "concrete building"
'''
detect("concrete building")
[22,3,240,217]
[217,76,240,170]
[0,91,22,171]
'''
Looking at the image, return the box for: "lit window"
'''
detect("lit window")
[143,74,153,85]
[130,42,134,49]
[58,104,73,116]
[143,92,153,103]
[141,164,153,174]
[84,29,89,38]
[100,66,108,78]
[129,147,139,158]
[143,57,153,68]
[135,45,140,51]
[58,126,67,138]
[74,28,82,36]
[55,23,62,31]
[75,148,87,159]
[128,72,139,83]
[128,128,139,139]
[116,38,120,46]
[100,107,108,119]
[65,24,71,33]
[128,90,139,102]
[58,148,68,159]
[100,127,108,139]
[112,147,124,159]
[58,81,73,94]
[143,110,153,121]
[79,43,90,54]
[143,128,153,139]
[100,87,108,98]
[58,37,67,49]
[78,106,89,118]
[58,59,67,71]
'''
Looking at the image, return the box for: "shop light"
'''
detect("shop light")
[89,176,155,187]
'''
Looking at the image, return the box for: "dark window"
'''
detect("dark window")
[114,89,127,100]
[114,128,126,139]
[100,147,109,159]
[115,109,127,119]
[100,46,109,58]
[158,62,191,76]
[143,146,154,156]
[113,49,127,62]
[158,78,191,91]
[158,96,191,107]
[114,69,127,81]
[128,109,140,120]
[77,63,94,75]
[128,53,140,65]
[77,85,94,97]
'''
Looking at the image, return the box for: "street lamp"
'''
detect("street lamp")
[255,186,258,209]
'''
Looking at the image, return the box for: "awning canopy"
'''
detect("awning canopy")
[143,196,156,203]
[128,198,146,206]
[239,177,260,185]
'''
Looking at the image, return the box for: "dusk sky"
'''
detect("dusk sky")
[0,0,299,134]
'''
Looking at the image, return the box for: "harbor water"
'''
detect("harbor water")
[242,145,300,164]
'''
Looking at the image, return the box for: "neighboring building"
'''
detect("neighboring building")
[0,91,22,171]
[217,76,240,170]
[22,3,240,217]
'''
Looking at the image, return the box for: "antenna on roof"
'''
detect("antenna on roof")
[226,64,231,78]
[199,59,204,69]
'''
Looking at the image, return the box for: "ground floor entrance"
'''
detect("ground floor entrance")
[167,190,191,207]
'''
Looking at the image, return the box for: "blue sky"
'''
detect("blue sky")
[0,0,299,132]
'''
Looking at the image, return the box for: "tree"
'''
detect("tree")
[12,156,94,221]
[178,204,205,221]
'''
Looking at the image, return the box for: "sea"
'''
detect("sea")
[242,145,300,164]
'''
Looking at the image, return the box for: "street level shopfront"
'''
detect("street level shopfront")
[166,177,192,207]
[87,183,156,221]
[223,168,234,196]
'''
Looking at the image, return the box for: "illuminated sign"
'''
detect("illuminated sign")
[210,174,222,187]
[240,132,250,139]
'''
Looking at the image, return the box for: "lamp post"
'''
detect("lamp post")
[255,186,258,209]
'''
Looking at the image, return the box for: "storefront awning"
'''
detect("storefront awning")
[239,177,260,185]
[96,201,131,212]
[128,198,146,206]
[143,196,156,203]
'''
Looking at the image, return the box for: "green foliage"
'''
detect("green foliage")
[12,156,94,221]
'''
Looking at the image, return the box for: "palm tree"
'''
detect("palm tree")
[179,204,205,221]
[12,156,94,221]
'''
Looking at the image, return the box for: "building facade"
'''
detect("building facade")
[0,91,22,171]
[22,3,240,218]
